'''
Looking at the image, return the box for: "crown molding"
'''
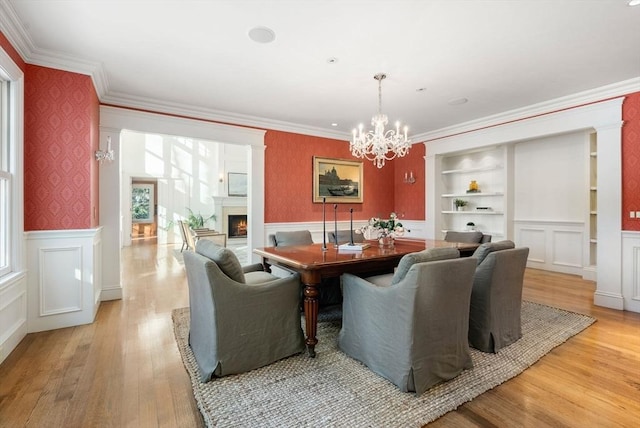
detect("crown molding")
[100,91,351,141]
[0,0,30,60]
[413,77,640,143]
[0,0,108,93]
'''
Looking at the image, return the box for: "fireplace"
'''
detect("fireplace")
[228,214,248,238]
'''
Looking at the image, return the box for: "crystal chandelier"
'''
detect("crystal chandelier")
[350,73,411,168]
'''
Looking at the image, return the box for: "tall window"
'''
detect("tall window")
[0,79,9,276]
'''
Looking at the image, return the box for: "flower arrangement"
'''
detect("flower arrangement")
[358,212,405,241]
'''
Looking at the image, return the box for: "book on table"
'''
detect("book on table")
[337,242,371,252]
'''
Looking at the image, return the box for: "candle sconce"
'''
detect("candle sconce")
[403,171,416,184]
[95,136,115,163]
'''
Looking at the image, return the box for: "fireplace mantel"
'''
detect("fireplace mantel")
[212,196,247,236]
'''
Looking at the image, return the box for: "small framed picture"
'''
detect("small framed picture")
[228,172,247,197]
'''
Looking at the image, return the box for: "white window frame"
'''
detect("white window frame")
[0,45,25,281]
[0,80,10,276]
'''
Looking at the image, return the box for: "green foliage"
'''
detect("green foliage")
[454,199,468,207]
[371,212,403,232]
[185,208,216,230]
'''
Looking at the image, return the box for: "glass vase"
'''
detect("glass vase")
[378,234,394,248]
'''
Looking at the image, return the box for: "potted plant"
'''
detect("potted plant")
[454,199,468,211]
[186,208,216,230]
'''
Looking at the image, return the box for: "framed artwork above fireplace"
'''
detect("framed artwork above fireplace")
[228,172,247,197]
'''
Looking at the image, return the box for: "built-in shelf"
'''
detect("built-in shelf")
[442,210,504,215]
[588,132,597,268]
[441,192,504,197]
[441,165,502,175]
[438,147,509,238]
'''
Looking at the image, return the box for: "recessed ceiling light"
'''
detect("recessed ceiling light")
[628,0,640,6]
[327,57,339,64]
[448,97,469,106]
[248,26,276,43]
[331,123,339,127]
[416,87,427,92]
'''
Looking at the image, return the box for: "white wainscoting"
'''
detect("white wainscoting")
[0,271,27,364]
[622,231,640,313]
[25,228,103,333]
[514,220,585,276]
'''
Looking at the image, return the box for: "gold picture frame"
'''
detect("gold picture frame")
[313,156,363,203]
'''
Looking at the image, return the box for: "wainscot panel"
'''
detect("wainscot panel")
[25,228,102,332]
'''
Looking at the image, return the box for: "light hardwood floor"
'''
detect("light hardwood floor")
[1,240,639,427]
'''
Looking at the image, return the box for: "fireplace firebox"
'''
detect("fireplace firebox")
[228,214,248,238]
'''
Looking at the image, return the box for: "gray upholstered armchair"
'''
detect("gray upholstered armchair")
[268,230,313,247]
[444,231,491,256]
[444,230,492,244]
[327,230,364,245]
[338,249,476,395]
[468,240,530,353]
[183,239,304,382]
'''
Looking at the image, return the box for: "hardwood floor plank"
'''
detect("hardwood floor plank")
[1,243,639,428]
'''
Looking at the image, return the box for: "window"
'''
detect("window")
[0,79,9,276]
[0,44,23,281]
[131,183,155,223]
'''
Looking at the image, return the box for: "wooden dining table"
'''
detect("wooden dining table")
[253,238,480,357]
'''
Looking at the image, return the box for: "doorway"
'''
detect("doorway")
[131,179,157,240]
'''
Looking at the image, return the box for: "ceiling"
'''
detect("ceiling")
[1,0,639,141]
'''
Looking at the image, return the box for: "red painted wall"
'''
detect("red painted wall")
[24,64,99,230]
[393,143,426,221]
[622,92,640,231]
[264,130,400,223]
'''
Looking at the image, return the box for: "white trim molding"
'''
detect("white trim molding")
[622,231,640,313]
[514,220,585,276]
[25,228,103,332]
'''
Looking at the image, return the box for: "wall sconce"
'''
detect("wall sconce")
[95,136,114,163]
[404,171,416,184]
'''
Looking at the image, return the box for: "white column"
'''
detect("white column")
[98,127,122,301]
[247,144,266,262]
[424,145,437,239]
[594,121,624,310]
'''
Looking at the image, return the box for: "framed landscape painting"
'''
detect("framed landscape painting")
[228,172,247,197]
[313,156,363,203]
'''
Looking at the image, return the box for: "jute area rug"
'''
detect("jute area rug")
[172,302,594,427]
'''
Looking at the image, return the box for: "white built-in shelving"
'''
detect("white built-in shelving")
[437,146,512,239]
[588,133,597,268]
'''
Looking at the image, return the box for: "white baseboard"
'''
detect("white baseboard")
[101,285,123,301]
[593,290,624,310]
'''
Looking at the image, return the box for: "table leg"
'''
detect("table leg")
[303,283,319,358]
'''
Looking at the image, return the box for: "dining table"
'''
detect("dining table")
[253,238,480,357]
